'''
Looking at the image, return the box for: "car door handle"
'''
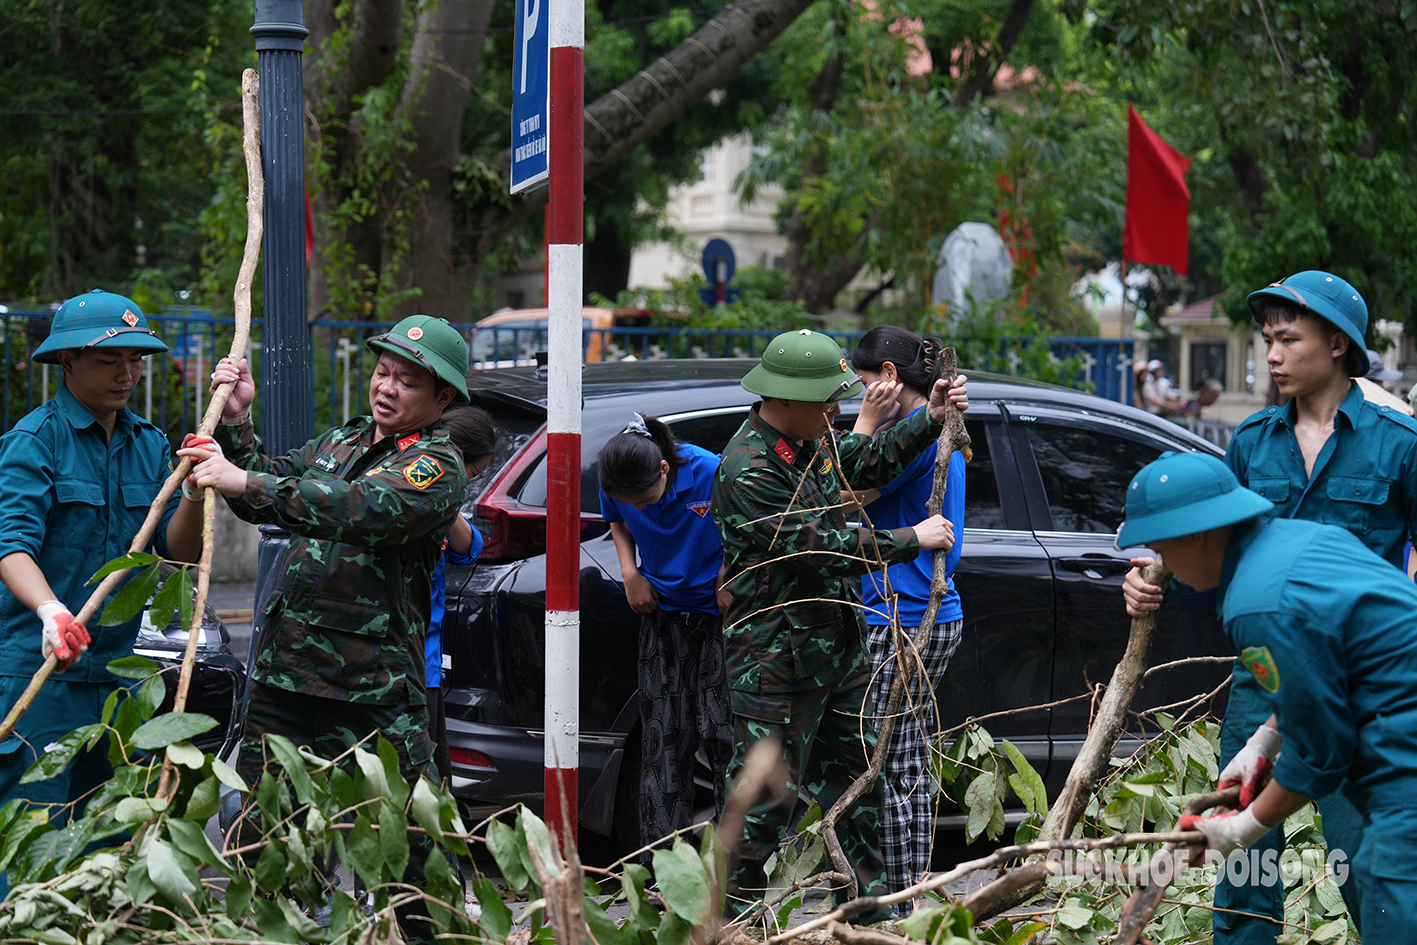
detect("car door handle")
[1057,555,1133,577]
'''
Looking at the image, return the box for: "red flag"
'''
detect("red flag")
[1123,104,1191,275]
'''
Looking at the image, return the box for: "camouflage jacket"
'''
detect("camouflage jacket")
[215,416,467,706]
[711,403,939,693]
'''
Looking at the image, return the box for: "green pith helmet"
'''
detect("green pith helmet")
[1116,451,1273,549]
[1246,270,1369,377]
[741,329,863,403]
[366,315,470,403]
[33,290,168,364]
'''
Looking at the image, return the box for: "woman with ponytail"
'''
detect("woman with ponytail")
[848,325,966,912]
[599,414,733,858]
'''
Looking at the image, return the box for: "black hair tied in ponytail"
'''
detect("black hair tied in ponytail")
[849,325,945,399]
[598,413,688,500]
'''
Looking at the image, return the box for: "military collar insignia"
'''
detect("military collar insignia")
[1239,646,1280,693]
[774,438,796,464]
[402,453,445,490]
[397,432,422,451]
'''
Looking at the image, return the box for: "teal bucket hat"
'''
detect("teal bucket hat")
[366,314,471,403]
[1246,270,1369,377]
[1116,451,1273,549]
[742,329,864,403]
[33,290,168,364]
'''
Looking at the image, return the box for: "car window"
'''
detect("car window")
[666,409,749,455]
[961,420,1007,529]
[1022,421,1164,533]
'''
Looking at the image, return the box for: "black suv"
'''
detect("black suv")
[441,361,1232,847]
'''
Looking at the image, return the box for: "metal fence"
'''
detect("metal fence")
[0,309,1142,436]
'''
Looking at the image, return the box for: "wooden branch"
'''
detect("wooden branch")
[0,69,262,748]
[962,563,1175,923]
[1113,786,1239,945]
[826,921,921,945]
[818,349,971,900]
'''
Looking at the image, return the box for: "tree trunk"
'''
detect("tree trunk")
[952,0,1038,106]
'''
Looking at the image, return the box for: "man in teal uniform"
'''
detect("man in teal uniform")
[1117,451,1417,943]
[0,291,206,891]
[1123,271,1417,942]
[710,329,964,920]
[183,315,469,944]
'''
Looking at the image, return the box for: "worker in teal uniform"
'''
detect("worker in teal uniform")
[1117,451,1417,943]
[0,290,206,894]
[1123,271,1417,942]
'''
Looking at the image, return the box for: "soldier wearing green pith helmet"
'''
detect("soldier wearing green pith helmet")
[709,329,967,921]
[181,314,471,945]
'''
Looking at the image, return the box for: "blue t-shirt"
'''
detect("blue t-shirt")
[428,514,480,688]
[861,405,965,627]
[600,444,724,614]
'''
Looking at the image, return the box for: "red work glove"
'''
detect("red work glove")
[37,600,90,672]
[1178,808,1273,859]
[1218,723,1283,808]
[180,433,224,500]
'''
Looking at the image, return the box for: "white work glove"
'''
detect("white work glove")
[38,600,90,672]
[1178,808,1274,859]
[1218,724,1283,808]
[181,434,224,500]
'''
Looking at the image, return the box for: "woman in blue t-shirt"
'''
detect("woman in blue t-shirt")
[848,326,965,911]
[599,413,733,859]
[428,405,498,785]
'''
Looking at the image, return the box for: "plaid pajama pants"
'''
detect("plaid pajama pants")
[866,618,963,895]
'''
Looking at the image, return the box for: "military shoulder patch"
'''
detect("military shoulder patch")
[819,454,834,476]
[398,433,422,452]
[1239,646,1280,693]
[402,454,445,490]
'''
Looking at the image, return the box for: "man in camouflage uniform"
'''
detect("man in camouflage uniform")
[182,315,470,941]
[711,329,964,920]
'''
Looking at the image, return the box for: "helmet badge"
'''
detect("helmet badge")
[839,358,848,372]
[122,310,139,327]
[407,326,424,341]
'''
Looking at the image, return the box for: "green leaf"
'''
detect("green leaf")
[353,746,391,802]
[106,655,162,679]
[265,734,314,806]
[127,852,157,904]
[20,723,104,784]
[166,740,205,769]
[657,911,693,945]
[963,770,1000,843]
[1056,898,1094,930]
[89,552,161,583]
[99,688,120,726]
[379,798,409,883]
[486,817,530,891]
[182,775,220,822]
[376,734,410,809]
[653,841,712,925]
[622,862,659,931]
[409,777,443,839]
[147,569,185,633]
[774,893,803,930]
[146,837,199,902]
[520,808,562,876]
[166,816,232,876]
[1001,740,1048,816]
[901,906,946,941]
[585,900,629,945]
[131,712,217,750]
[346,811,382,889]
[329,764,355,811]
[210,756,248,793]
[109,697,142,764]
[474,877,513,939]
[254,836,286,893]
[98,563,162,626]
[135,673,166,721]
[115,796,168,824]
[225,874,254,921]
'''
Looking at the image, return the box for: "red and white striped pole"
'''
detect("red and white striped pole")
[544,0,583,853]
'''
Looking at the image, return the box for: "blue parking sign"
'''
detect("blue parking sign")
[511,0,549,194]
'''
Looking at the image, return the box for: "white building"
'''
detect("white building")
[627,134,787,287]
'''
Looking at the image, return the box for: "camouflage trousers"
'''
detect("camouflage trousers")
[724,665,887,920]
[638,609,734,858]
[238,681,444,945]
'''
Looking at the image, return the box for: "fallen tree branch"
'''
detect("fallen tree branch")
[960,562,1175,924]
[0,70,260,747]
[818,348,971,900]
